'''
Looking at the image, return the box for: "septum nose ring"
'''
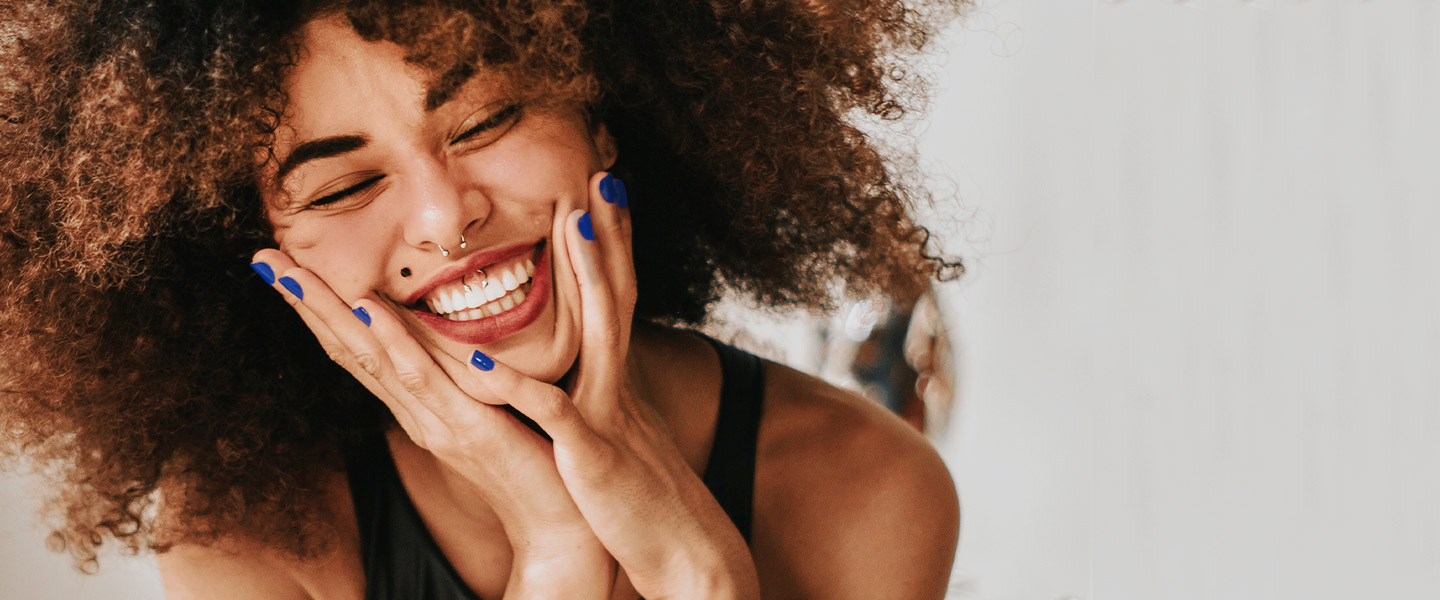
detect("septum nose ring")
[438,234,467,257]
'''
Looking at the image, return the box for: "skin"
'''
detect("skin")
[157,16,960,600]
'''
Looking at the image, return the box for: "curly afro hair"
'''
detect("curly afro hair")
[0,0,966,570]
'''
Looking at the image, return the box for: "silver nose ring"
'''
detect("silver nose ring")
[438,234,467,257]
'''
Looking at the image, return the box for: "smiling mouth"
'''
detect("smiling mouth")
[411,241,544,321]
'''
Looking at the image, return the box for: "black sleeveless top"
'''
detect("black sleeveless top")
[344,336,766,600]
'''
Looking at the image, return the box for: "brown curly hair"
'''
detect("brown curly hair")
[0,0,966,571]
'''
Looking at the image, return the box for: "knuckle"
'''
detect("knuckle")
[537,388,574,424]
[395,368,430,395]
[407,430,434,452]
[428,435,466,460]
[352,351,384,377]
[320,343,351,368]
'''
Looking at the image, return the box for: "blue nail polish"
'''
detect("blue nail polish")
[578,212,594,241]
[352,307,371,326]
[279,276,304,299]
[615,177,628,209]
[470,350,494,371]
[600,173,617,204]
[250,262,275,285]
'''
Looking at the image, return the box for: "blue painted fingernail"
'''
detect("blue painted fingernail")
[578,212,594,241]
[600,173,617,204]
[250,262,275,285]
[615,177,628,209]
[352,306,371,326]
[279,276,304,299]
[470,350,494,371]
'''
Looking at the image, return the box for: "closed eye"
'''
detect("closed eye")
[452,103,523,146]
[308,173,385,209]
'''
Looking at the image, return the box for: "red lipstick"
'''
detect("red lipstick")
[409,244,551,345]
[402,240,539,306]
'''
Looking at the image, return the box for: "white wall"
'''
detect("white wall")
[3,2,1438,598]
[930,1,1440,599]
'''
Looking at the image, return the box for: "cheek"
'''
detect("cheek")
[269,213,393,302]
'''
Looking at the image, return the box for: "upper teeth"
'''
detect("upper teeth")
[424,256,536,316]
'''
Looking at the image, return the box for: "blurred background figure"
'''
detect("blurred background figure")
[817,291,957,437]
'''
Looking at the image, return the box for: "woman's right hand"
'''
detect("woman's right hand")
[250,248,616,598]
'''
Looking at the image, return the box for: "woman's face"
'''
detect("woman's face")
[261,16,614,382]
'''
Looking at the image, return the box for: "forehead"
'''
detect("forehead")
[278,17,427,142]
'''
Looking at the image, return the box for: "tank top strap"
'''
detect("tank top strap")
[696,333,767,545]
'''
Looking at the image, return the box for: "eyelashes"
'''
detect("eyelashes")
[301,103,524,210]
[451,103,522,145]
[308,173,385,208]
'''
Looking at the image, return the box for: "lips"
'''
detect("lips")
[402,240,541,306]
[407,242,552,345]
[418,252,536,319]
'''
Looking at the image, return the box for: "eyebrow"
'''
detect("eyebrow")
[424,62,479,112]
[275,66,482,180]
[276,134,369,181]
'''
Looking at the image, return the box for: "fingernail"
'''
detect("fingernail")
[600,173,618,204]
[578,212,594,241]
[278,276,304,299]
[615,177,628,209]
[250,262,275,285]
[352,306,371,326]
[470,350,494,371]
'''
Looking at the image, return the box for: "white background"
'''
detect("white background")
[3,1,1438,598]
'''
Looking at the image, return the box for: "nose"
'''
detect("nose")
[397,155,490,255]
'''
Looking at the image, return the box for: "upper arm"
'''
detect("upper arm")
[752,365,960,599]
[156,542,313,600]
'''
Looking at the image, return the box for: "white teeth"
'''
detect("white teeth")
[484,277,505,301]
[436,281,533,320]
[464,282,485,307]
[422,249,539,317]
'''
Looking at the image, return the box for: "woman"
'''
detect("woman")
[0,0,964,598]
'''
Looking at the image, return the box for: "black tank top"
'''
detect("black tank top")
[344,336,766,600]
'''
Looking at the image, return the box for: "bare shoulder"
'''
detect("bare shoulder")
[157,536,313,600]
[155,470,363,600]
[751,361,960,600]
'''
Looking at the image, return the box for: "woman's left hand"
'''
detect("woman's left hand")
[475,174,760,600]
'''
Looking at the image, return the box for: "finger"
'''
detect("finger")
[565,209,626,391]
[467,349,605,453]
[354,296,492,430]
[418,339,512,408]
[360,299,564,458]
[251,250,374,383]
[590,171,635,291]
[250,249,431,437]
